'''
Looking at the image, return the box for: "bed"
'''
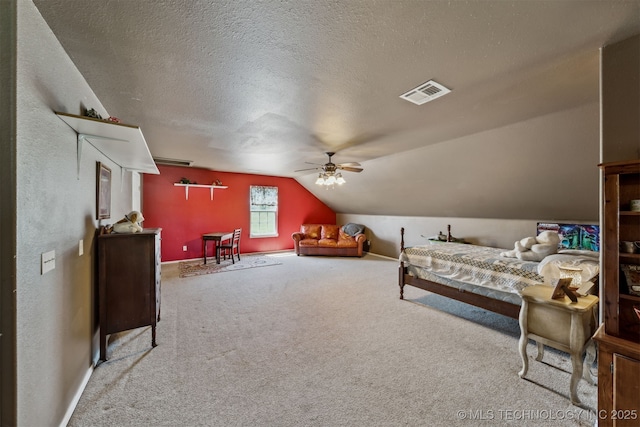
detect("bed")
[398,224,600,319]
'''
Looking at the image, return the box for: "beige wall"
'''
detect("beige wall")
[602,33,640,162]
[337,214,598,258]
[16,2,137,425]
[301,102,601,222]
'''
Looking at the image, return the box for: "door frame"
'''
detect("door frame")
[0,1,18,425]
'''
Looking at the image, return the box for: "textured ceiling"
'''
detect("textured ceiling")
[32,1,640,219]
[33,0,640,173]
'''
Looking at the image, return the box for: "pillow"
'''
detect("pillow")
[321,225,340,240]
[537,253,600,285]
[558,249,599,258]
[301,224,321,240]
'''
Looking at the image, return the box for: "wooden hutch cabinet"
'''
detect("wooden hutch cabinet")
[97,228,161,361]
[595,160,640,426]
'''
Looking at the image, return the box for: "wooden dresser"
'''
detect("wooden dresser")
[97,228,161,361]
[595,160,640,426]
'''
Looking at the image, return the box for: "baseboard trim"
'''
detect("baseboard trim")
[59,365,93,427]
[365,252,397,261]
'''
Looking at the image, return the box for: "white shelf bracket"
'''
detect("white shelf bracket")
[174,183,227,200]
[77,134,85,179]
[76,133,128,179]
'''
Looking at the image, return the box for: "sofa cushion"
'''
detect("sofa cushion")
[301,224,321,240]
[321,224,340,240]
[337,238,357,248]
[339,228,354,240]
[299,238,319,247]
[318,238,338,247]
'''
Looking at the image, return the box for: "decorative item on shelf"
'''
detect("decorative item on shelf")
[423,224,467,244]
[558,265,597,296]
[179,177,191,184]
[551,277,578,302]
[84,108,102,119]
[83,108,121,124]
[214,179,223,186]
[630,199,640,212]
[107,210,145,234]
[621,264,640,296]
[620,240,640,254]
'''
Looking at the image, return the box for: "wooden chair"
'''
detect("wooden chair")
[217,228,241,264]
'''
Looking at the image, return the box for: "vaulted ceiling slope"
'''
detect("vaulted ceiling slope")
[33,1,640,219]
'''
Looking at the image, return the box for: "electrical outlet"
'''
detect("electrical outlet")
[183,245,187,251]
[79,239,84,256]
[42,250,55,274]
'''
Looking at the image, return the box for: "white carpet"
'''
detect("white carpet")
[69,252,597,426]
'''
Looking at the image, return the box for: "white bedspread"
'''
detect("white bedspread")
[400,243,600,296]
[400,243,543,295]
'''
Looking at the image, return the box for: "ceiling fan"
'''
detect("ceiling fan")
[295,152,363,186]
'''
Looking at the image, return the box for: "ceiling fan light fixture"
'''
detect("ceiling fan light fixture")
[304,152,360,188]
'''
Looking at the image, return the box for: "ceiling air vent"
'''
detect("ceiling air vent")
[153,157,194,167]
[400,80,451,105]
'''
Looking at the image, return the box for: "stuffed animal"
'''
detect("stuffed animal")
[500,231,560,262]
[111,210,145,233]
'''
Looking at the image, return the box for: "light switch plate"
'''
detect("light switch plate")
[79,239,84,256]
[42,250,55,274]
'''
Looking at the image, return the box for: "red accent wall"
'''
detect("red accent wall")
[142,165,336,261]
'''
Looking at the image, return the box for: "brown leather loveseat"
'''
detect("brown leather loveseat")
[292,224,366,257]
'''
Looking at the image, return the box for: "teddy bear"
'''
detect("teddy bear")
[500,231,560,262]
[110,210,145,233]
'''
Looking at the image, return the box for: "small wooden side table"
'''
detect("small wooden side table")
[518,285,599,405]
[202,231,233,264]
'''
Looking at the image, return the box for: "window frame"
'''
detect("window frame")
[249,185,278,238]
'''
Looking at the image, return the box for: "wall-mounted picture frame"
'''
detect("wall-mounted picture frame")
[97,162,111,219]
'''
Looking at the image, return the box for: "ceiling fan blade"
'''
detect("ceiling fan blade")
[338,166,363,173]
[337,162,361,167]
[295,167,322,172]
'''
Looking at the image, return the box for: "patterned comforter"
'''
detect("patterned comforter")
[400,243,544,296]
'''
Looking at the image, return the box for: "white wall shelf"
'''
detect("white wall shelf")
[55,111,160,177]
[174,183,228,200]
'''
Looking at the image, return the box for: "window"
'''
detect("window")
[250,186,278,237]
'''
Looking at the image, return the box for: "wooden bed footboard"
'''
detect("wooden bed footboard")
[398,227,520,319]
